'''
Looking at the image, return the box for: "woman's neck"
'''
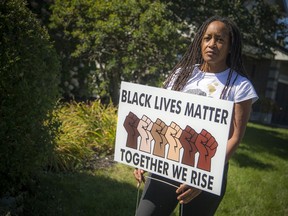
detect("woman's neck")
[200,63,228,73]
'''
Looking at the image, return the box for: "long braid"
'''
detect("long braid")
[163,23,206,91]
[164,16,248,99]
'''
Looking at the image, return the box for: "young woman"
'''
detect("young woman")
[134,16,258,216]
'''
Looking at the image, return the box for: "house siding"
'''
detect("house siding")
[243,55,288,126]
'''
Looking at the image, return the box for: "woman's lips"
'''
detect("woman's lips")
[206,50,216,55]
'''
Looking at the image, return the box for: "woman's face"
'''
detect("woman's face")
[201,21,231,72]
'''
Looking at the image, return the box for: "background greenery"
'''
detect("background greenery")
[28,0,286,103]
[49,100,117,172]
[22,123,288,216]
[1,0,288,215]
[0,0,60,195]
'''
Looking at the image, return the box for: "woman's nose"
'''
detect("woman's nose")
[208,39,216,48]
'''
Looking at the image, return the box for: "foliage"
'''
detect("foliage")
[23,123,288,215]
[49,100,117,172]
[49,0,187,103]
[0,0,60,195]
[165,0,286,55]
[27,0,285,102]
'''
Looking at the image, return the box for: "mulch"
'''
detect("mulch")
[83,154,116,170]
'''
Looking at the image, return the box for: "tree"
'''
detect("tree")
[164,0,286,55]
[49,0,187,104]
[0,0,60,194]
[37,0,285,102]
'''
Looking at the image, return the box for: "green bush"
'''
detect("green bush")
[0,0,60,195]
[49,100,117,171]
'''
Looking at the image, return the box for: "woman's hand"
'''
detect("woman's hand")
[176,184,202,204]
[133,169,146,187]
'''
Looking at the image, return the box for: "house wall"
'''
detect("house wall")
[271,60,288,125]
[278,60,288,83]
[243,55,271,96]
[243,55,288,126]
[242,56,272,123]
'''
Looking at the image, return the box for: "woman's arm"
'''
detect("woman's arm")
[225,99,253,163]
[176,99,253,204]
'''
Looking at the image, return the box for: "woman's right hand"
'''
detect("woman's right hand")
[133,169,145,185]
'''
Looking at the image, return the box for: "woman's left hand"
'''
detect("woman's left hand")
[176,184,202,204]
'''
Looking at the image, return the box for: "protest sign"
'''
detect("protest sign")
[114,81,233,195]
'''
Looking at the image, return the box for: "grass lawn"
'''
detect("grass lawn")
[24,123,288,216]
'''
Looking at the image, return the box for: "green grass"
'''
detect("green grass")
[216,122,288,216]
[24,165,138,216]
[24,123,288,216]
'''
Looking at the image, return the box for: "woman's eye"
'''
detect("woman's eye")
[217,38,224,42]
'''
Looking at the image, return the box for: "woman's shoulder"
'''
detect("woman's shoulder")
[232,70,258,103]
[232,71,253,87]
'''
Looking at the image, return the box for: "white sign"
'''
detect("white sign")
[114,81,233,195]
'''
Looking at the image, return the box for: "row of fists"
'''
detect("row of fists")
[124,112,218,172]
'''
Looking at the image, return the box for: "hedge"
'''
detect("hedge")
[0,0,60,195]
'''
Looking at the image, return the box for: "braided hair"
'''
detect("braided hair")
[164,16,247,99]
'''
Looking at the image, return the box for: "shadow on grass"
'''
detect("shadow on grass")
[232,152,274,170]
[24,171,138,216]
[231,123,288,170]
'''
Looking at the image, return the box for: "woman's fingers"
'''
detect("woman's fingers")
[133,169,141,182]
[133,169,145,183]
[176,184,202,204]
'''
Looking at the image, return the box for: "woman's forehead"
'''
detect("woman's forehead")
[205,21,229,36]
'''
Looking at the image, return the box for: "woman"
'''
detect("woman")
[134,15,258,216]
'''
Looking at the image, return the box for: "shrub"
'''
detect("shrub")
[49,100,117,171]
[0,0,60,195]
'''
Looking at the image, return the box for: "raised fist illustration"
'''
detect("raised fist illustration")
[195,129,218,172]
[179,125,198,167]
[165,122,183,162]
[123,112,140,149]
[151,118,168,158]
[137,115,153,153]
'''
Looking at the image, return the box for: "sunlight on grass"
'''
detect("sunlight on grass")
[25,123,288,216]
[216,123,288,216]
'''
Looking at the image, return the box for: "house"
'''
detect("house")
[242,0,288,127]
[244,48,288,126]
